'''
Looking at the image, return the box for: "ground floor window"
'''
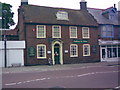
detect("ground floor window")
[83,44,90,56]
[70,44,78,57]
[37,44,46,59]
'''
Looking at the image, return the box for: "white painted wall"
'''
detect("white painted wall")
[0,41,25,67]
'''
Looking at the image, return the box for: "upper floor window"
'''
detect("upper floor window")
[36,25,46,38]
[118,27,120,39]
[109,14,115,20]
[82,27,90,39]
[70,26,77,38]
[101,25,114,38]
[108,9,117,20]
[56,11,69,21]
[52,25,61,38]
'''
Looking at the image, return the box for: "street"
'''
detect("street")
[2,62,120,89]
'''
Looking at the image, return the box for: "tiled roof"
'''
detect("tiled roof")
[20,5,98,26]
[88,7,119,25]
[118,11,120,25]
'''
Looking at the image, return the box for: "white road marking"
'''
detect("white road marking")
[5,83,16,86]
[5,78,47,86]
[16,82,22,85]
[77,73,94,77]
[5,70,120,86]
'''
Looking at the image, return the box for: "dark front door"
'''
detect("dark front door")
[102,49,106,59]
[54,44,60,64]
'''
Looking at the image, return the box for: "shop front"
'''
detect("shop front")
[99,40,120,62]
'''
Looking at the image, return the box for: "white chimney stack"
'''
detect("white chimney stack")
[118,1,120,11]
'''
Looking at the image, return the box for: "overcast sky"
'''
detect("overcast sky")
[1,0,120,29]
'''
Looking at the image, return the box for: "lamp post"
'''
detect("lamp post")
[3,10,7,68]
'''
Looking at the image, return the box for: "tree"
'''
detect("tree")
[1,2,15,29]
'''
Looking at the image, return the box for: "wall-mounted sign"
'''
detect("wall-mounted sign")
[47,51,51,54]
[28,47,36,57]
[73,39,88,44]
[65,50,68,53]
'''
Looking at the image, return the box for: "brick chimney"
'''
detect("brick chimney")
[80,0,87,10]
[21,0,28,6]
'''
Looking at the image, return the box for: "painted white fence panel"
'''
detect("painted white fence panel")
[0,41,25,67]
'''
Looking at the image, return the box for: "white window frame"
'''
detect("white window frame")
[70,44,78,57]
[82,27,90,38]
[56,11,69,20]
[36,25,46,38]
[52,25,61,38]
[70,26,77,38]
[37,44,46,59]
[83,44,90,56]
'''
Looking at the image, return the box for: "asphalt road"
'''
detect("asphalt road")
[2,63,120,89]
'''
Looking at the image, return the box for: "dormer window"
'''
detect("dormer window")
[109,14,114,20]
[102,7,117,20]
[109,12,117,20]
[56,11,69,21]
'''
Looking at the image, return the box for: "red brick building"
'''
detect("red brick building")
[1,28,19,41]
[17,0,100,66]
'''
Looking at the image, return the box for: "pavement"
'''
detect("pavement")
[2,61,120,74]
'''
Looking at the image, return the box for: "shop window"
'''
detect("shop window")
[83,44,90,56]
[70,44,78,57]
[107,46,119,58]
[37,44,46,59]
[36,25,46,38]
[113,48,117,57]
[52,25,61,38]
[107,48,112,58]
[70,26,77,38]
[82,27,90,39]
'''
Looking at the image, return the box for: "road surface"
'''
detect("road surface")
[2,63,120,89]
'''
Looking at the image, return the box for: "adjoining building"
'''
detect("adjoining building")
[17,0,100,66]
[88,5,120,62]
